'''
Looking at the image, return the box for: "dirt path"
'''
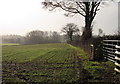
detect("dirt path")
[72,52,91,83]
[2,51,91,83]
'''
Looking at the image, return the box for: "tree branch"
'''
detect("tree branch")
[59,2,85,17]
[75,2,86,12]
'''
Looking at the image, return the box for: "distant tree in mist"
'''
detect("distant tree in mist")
[51,31,61,43]
[61,23,80,41]
[2,30,65,44]
[118,29,120,35]
[98,28,103,37]
[2,35,23,43]
[26,30,44,44]
[25,30,61,44]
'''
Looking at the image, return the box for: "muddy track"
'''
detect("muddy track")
[73,51,91,83]
[2,51,91,83]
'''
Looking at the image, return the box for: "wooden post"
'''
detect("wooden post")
[90,44,94,60]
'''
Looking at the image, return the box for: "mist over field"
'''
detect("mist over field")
[1,0,120,83]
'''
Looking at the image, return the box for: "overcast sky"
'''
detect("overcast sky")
[0,0,118,36]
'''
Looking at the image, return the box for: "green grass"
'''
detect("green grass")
[2,43,79,83]
[2,43,120,83]
[69,44,120,82]
[1,43,20,46]
[3,43,74,63]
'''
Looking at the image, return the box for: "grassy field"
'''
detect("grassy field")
[2,43,120,83]
[2,43,81,83]
[1,43,20,46]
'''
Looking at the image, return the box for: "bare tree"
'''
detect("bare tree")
[98,28,103,37]
[52,31,61,43]
[26,30,44,44]
[42,0,102,40]
[2,35,23,44]
[25,30,61,44]
[61,23,79,41]
[118,29,120,35]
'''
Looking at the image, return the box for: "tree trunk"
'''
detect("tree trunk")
[82,27,92,40]
[81,3,92,41]
[82,21,92,40]
[69,35,72,41]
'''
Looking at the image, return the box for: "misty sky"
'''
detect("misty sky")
[0,0,118,36]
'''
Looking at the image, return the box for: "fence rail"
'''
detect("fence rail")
[103,40,120,73]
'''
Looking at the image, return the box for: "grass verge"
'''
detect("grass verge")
[69,45,120,83]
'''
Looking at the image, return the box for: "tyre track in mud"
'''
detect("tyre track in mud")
[73,51,91,84]
[3,50,91,83]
